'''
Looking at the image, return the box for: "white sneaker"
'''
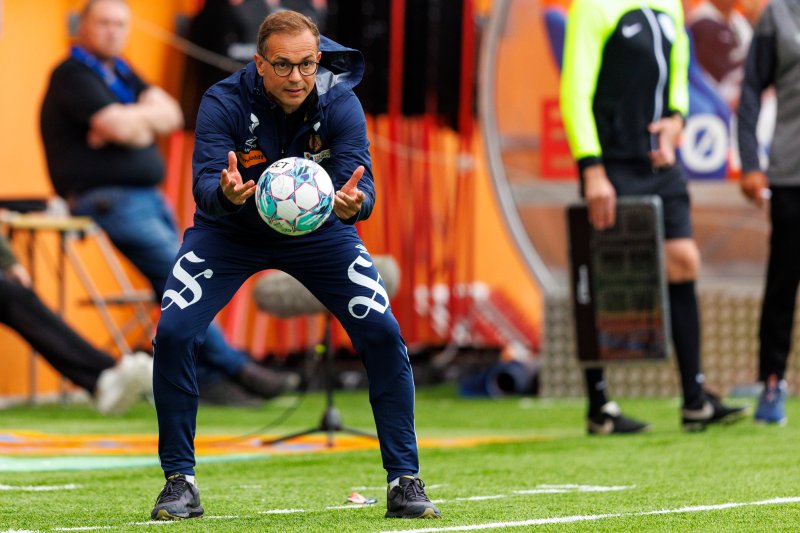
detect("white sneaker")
[95,352,153,415]
[131,351,154,405]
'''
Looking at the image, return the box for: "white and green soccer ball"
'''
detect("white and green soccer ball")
[255,157,334,236]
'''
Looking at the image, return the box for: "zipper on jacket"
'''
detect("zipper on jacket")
[641,4,668,155]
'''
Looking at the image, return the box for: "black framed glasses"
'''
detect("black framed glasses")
[263,58,319,77]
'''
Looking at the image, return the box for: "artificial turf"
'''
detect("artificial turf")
[1,385,799,532]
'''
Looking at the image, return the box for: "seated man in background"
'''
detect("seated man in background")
[0,234,151,414]
[38,0,297,405]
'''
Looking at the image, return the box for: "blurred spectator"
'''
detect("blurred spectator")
[736,0,800,425]
[0,233,151,414]
[39,0,298,406]
[688,0,753,107]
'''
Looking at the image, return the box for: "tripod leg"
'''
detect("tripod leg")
[260,425,322,446]
[260,312,377,447]
[340,426,378,439]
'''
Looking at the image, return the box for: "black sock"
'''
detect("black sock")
[584,367,608,416]
[669,281,704,405]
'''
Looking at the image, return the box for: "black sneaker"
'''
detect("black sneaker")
[682,389,748,432]
[236,362,301,400]
[151,474,204,520]
[385,476,441,519]
[587,401,650,435]
[199,378,264,407]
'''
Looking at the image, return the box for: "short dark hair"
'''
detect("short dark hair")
[256,10,320,57]
[79,0,129,21]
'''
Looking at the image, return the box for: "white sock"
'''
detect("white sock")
[184,475,196,486]
[389,475,415,489]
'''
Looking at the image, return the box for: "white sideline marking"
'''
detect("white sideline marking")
[258,509,305,514]
[53,526,111,531]
[350,484,447,491]
[0,483,79,492]
[453,495,506,501]
[326,504,374,510]
[379,496,800,532]
[514,484,634,495]
[433,484,634,503]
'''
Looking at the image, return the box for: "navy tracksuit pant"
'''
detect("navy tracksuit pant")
[153,223,418,482]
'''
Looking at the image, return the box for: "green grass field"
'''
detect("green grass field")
[1,385,799,532]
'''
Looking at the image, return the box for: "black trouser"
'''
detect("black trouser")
[0,277,116,393]
[758,186,800,381]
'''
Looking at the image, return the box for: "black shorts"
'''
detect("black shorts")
[605,163,692,240]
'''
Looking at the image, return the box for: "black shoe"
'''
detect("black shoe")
[199,378,264,407]
[151,474,203,520]
[236,362,300,400]
[587,401,650,435]
[385,476,441,519]
[682,389,748,432]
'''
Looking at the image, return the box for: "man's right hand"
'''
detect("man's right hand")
[740,170,769,208]
[583,164,616,230]
[220,151,256,205]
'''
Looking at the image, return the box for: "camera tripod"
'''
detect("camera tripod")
[260,314,377,448]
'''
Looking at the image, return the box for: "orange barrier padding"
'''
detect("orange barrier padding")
[0,430,547,457]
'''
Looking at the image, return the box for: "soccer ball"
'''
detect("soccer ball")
[255,157,334,236]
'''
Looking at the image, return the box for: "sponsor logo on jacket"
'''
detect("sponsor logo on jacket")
[304,149,331,163]
[305,131,331,163]
[237,150,267,168]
